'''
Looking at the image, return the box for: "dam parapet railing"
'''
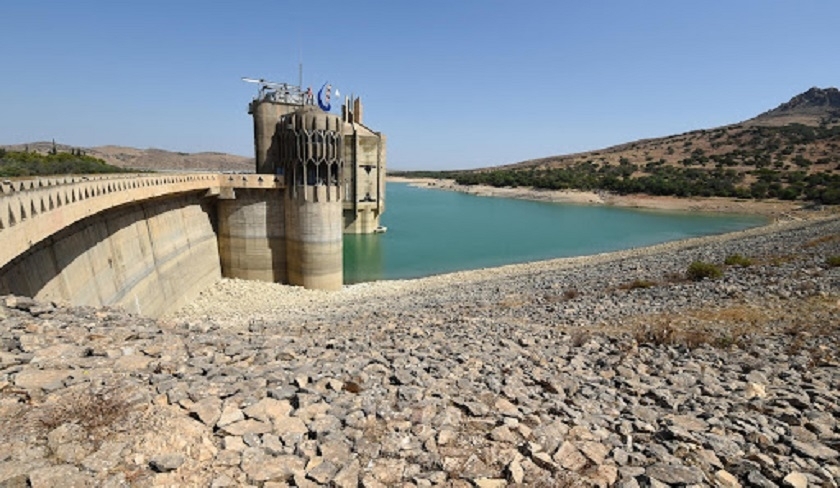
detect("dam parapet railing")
[0,172,284,270]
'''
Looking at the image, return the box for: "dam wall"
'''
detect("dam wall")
[0,174,219,273]
[0,192,221,317]
[217,188,287,283]
[0,171,349,316]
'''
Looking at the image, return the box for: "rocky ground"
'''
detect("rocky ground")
[1,217,839,487]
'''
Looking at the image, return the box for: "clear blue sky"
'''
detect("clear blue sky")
[2,1,838,170]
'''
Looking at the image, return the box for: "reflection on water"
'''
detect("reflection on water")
[343,233,384,283]
[343,183,767,284]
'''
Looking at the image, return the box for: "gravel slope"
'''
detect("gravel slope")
[0,216,838,486]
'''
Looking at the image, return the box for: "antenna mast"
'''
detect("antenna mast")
[298,37,303,89]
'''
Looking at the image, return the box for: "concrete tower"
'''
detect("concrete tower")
[218,96,299,283]
[240,79,386,290]
[249,94,302,174]
[278,106,345,290]
[341,97,387,234]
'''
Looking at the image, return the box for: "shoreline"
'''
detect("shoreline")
[172,213,840,325]
[387,175,831,220]
[167,187,840,318]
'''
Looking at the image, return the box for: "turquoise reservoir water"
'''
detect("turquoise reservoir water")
[343,183,767,283]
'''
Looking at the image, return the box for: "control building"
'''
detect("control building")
[217,81,386,291]
[249,82,386,234]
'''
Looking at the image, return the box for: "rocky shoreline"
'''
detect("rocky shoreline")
[1,217,839,486]
[387,177,815,219]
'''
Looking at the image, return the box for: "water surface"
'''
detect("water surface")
[344,183,766,283]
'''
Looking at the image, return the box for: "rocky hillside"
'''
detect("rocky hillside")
[0,142,253,173]
[752,87,840,126]
[443,88,839,203]
[505,87,840,174]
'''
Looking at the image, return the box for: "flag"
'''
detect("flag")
[317,82,331,111]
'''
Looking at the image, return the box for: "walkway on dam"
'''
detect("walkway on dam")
[0,173,283,270]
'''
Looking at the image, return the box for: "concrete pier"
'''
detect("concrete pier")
[217,188,286,283]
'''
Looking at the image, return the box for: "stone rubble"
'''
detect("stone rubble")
[0,216,838,486]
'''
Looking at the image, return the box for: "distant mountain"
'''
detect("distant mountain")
[750,87,840,126]
[1,142,253,173]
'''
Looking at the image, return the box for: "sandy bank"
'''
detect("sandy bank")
[387,176,829,219]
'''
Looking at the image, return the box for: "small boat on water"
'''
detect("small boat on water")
[373,226,387,234]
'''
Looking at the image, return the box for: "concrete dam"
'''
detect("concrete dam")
[0,86,386,317]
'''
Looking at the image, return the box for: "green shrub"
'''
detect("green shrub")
[827,255,840,268]
[724,254,753,267]
[686,261,723,281]
[0,150,131,177]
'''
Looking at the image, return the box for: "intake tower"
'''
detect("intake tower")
[247,80,386,234]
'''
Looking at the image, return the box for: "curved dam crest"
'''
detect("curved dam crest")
[0,90,387,316]
[0,192,221,317]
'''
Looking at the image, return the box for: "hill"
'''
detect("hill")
[499,87,840,173]
[750,86,840,126]
[0,148,131,177]
[0,142,253,173]
[440,87,840,204]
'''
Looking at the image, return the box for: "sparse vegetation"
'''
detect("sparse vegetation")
[686,261,723,281]
[827,255,840,267]
[34,385,133,435]
[765,254,795,266]
[630,306,762,350]
[620,278,657,290]
[393,112,840,205]
[632,320,712,350]
[804,234,840,248]
[563,288,580,300]
[724,253,753,267]
[0,149,132,177]
[626,296,840,360]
